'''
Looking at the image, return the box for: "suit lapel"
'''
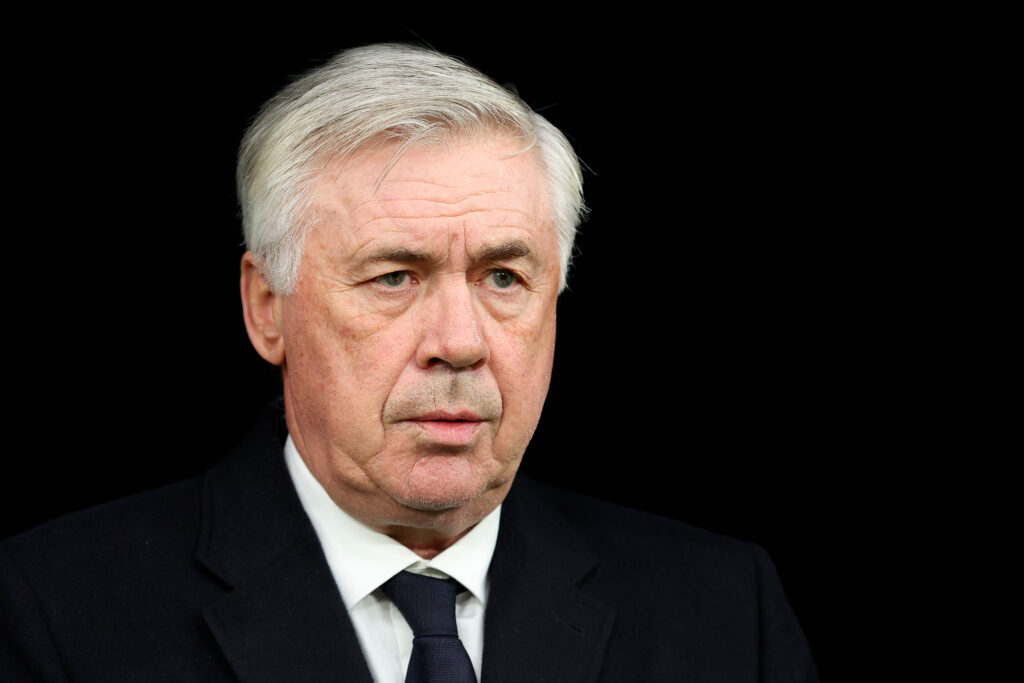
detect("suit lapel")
[191,409,615,682]
[482,478,616,683]
[195,408,373,683]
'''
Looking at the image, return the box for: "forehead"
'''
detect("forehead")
[307,136,554,251]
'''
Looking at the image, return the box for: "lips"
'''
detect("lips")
[404,409,487,446]
[412,409,484,422]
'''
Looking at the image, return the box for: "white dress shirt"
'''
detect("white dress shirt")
[283,436,500,682]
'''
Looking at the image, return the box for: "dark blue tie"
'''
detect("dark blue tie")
[382,570,477,683]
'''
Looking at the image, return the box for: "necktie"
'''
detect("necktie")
[382,570,478,683]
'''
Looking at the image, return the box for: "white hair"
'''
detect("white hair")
[237,43,586,294]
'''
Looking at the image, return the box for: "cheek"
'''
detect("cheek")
[283,298,416,423]
[490,311,557,429]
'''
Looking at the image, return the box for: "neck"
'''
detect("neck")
[359,485,506,558]
[381,523,476,559]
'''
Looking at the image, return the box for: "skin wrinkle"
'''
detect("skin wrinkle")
[340,238,543,307]
[374,193,509,207]
[350,240,535,275]
[324,213,537,275]
[357,210,537,231]
[328,173,531,216]
[243,135,558,556]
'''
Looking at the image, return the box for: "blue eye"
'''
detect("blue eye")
[376,271,409,287]
[488,270,518,289]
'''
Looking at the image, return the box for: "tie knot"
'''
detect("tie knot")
[382,571,460,637]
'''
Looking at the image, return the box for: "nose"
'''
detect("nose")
[415,279,490,370]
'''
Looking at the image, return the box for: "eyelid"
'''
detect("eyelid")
[480,268,526,291]
[372,270,418,288]
[369,267,527,292]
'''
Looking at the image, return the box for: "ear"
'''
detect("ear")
[240,251,286,366]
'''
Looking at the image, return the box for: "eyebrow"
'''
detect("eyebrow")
[365,248,433,265]
[474,240,532,263]
[359,240,534,268]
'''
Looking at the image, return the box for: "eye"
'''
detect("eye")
[486,269,519,289]
[375,271,411,287]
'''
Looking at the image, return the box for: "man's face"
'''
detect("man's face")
[272,135,559,531]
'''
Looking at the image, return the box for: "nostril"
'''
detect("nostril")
[425,356,487,372]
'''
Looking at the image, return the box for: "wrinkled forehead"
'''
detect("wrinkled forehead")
[308,133,555,233]
[320,128,539,179]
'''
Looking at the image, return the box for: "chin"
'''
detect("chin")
[386,462,497,514]
[392,492,476,513]
[389,475,491,513]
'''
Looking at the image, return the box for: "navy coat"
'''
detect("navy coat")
[1,410,818,681]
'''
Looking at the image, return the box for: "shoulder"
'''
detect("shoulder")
[2,403,290,583]
[0,477,222,679]
[508,476,785,621]
[518,476,758,565]
[1,476,206,589]
[506,477,819,680]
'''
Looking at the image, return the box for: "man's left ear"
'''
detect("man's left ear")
[240,251,285,366]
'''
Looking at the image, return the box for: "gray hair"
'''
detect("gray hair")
[237,43,585,294]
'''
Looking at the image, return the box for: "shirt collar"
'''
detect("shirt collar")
[283,435,500,610]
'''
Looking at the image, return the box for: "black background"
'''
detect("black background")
[2,14,910,679]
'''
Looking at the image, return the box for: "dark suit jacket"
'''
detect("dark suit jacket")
[1,411,818,682]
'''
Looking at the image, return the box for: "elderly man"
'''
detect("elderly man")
[1,44,817,682]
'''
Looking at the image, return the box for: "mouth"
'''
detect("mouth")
[404,410,487,446]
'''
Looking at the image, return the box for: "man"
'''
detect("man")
[1,44,818,681]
